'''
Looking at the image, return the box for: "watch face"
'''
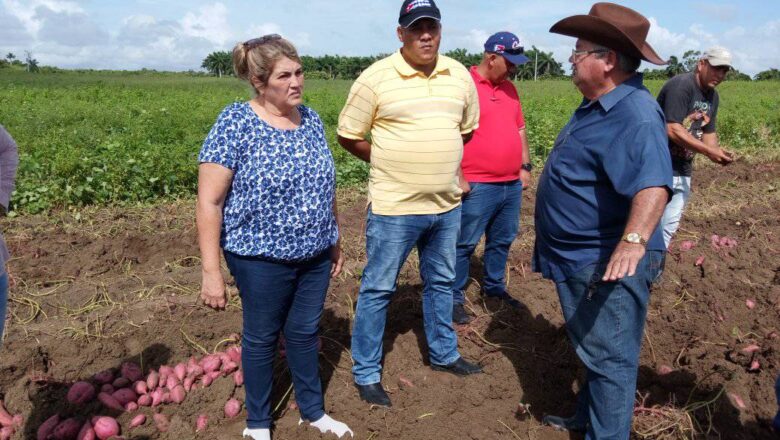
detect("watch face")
[626,233,641,243]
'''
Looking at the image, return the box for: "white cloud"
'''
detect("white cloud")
[179,2,232,46]
[2,0,84,35]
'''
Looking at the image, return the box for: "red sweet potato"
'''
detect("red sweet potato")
[67,381,96,405]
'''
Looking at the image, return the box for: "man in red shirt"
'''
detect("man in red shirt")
[453,31,532,324]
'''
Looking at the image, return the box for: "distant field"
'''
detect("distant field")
[0,70,777,213]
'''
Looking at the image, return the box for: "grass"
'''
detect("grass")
[0,70,777,214]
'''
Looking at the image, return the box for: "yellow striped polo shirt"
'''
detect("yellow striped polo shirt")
[338,50,480,215]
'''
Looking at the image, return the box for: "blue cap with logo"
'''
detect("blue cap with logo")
[484,32,529,65]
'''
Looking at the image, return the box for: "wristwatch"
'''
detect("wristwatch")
[622,232,647,246]
[521,163,533,172]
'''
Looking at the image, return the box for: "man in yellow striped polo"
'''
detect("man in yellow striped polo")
[337,0,483,407]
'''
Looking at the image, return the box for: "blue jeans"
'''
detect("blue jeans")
[454,181,522,303]
[660,174,692,248]
[351,206,462,385]
[774,375,780,432]
[0,273,7,349]
[555,251,664,440]
[224,250,330,429]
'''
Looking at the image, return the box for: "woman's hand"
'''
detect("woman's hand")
[201,270,227,310]
[330,242,344,278]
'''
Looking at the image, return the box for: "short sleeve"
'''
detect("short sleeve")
[0,125,19,211]
[460,77,480,134]
[337,77,377,140]
[604,120,673,199]
[703,92,719,134]
[658,81,692,125]
[199,105,241,170]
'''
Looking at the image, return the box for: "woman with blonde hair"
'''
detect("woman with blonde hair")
[197,35,352,439]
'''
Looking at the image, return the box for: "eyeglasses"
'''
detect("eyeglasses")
[571,48,609,61]
[244,34,282,49]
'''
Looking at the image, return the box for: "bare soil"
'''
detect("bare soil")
[1,159,778,439]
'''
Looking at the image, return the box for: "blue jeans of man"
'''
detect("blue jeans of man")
[224,250,330,429]
[351,206,462,386]
[454,181,522,304]
[555,251,664,440]
[0,273,7,349]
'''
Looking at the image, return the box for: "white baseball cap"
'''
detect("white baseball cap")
[702,46,732,68]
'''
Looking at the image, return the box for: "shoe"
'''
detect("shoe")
[542,414,587,433]
[452,303,473,324]
[431,357,483,376]
[301,414,354,438]
[242,428,271,440]
[355,383,392,407]
[483,291,525,310]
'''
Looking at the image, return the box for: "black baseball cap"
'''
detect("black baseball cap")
[399,0,441,28]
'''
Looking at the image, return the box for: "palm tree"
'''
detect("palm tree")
[24,51,39,73]
[201,51,233,77]
[5,53,15,62]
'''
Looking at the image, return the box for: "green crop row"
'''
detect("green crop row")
[0,70,777,214]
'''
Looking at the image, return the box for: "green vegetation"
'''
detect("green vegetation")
[0,70,777,214]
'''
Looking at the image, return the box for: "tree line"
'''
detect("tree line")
[201,48,566,80]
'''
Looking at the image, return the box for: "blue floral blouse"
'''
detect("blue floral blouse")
[199,102,338,261]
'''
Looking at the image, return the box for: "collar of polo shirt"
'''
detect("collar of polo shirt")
[392,50,450,77]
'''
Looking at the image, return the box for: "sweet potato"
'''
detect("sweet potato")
[37,414,60,440]
[93,417,120,440]
[195,414,208,432]
[129,414,146,429]
[201,374,213,388]
[146,370,159,391]
[221,361,239,376]
[233,370,244,387]
[67,381,96,405]
[150,389,163,407]
[152,413,169,433]
[0,427,14,440]
[97,392,124,411]
[76,421,96,440]
[183,376,195,392]
[200,355,221,373]
[174,363,187,382]
[100,384,114,394]
[133,381,147,396]
[170,385,186,404]
[93,370,114,385]
[165,375,178,390]
[137,394,152,407]
[50,417,82,440]
[224,398,242,418]
[112,377,130,389]
[124,402,138,412]
[112,388,137,406]
[227,346,241,364]
[120,362,143,382]
[0,400,14,427]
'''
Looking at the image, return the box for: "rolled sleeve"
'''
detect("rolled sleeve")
[460,77,480,134]
[605,120,673,199]
[337,79,376,140]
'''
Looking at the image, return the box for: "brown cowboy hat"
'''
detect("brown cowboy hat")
[550,2,667,65]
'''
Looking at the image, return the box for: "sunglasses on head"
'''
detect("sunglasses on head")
[244,34,282,49]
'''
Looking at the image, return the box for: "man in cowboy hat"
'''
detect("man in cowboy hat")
[657,47,735,248]
[533,3,672,439]
[452,31,532,324]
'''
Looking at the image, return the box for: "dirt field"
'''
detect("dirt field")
[1,159,778,439]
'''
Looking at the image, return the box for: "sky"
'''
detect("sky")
[1,0,778,76]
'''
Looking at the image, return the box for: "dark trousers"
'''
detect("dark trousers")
[225,249,330,429]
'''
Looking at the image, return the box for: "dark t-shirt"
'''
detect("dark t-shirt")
[656,72,719,177]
